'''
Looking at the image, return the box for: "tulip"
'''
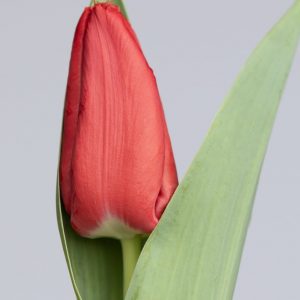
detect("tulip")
[59,3,178,240]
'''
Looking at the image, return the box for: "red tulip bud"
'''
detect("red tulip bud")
[59,4,178,239]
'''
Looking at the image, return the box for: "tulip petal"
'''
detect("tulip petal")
[60,8,91,214]
[60,4,178,239]
[155,124,178,219]
[58,4,129,300]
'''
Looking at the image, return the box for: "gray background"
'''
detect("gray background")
[0,0,299,299]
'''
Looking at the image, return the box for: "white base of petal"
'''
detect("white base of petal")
[88,215,140,239]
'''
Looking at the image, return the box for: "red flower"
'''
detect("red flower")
[59,4,178,239]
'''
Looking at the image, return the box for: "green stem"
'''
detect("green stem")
[121,236,141,297]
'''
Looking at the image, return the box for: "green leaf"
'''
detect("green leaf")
[126,2,300,300]
[56,179,123,300]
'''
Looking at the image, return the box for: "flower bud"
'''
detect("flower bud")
[59,4,178,239]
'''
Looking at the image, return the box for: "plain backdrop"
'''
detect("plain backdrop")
[0,0,299,299]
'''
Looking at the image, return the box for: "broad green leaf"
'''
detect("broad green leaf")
[56,180,123,300]
[126,2,300,300]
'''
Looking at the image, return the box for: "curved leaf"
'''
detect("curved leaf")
[56,179,123,300]
[126,2,300,299]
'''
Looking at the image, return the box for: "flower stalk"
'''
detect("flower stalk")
[121,236,141,297]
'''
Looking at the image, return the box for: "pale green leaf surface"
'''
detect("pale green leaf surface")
[126,2,300,300]
[56,180,123,300]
